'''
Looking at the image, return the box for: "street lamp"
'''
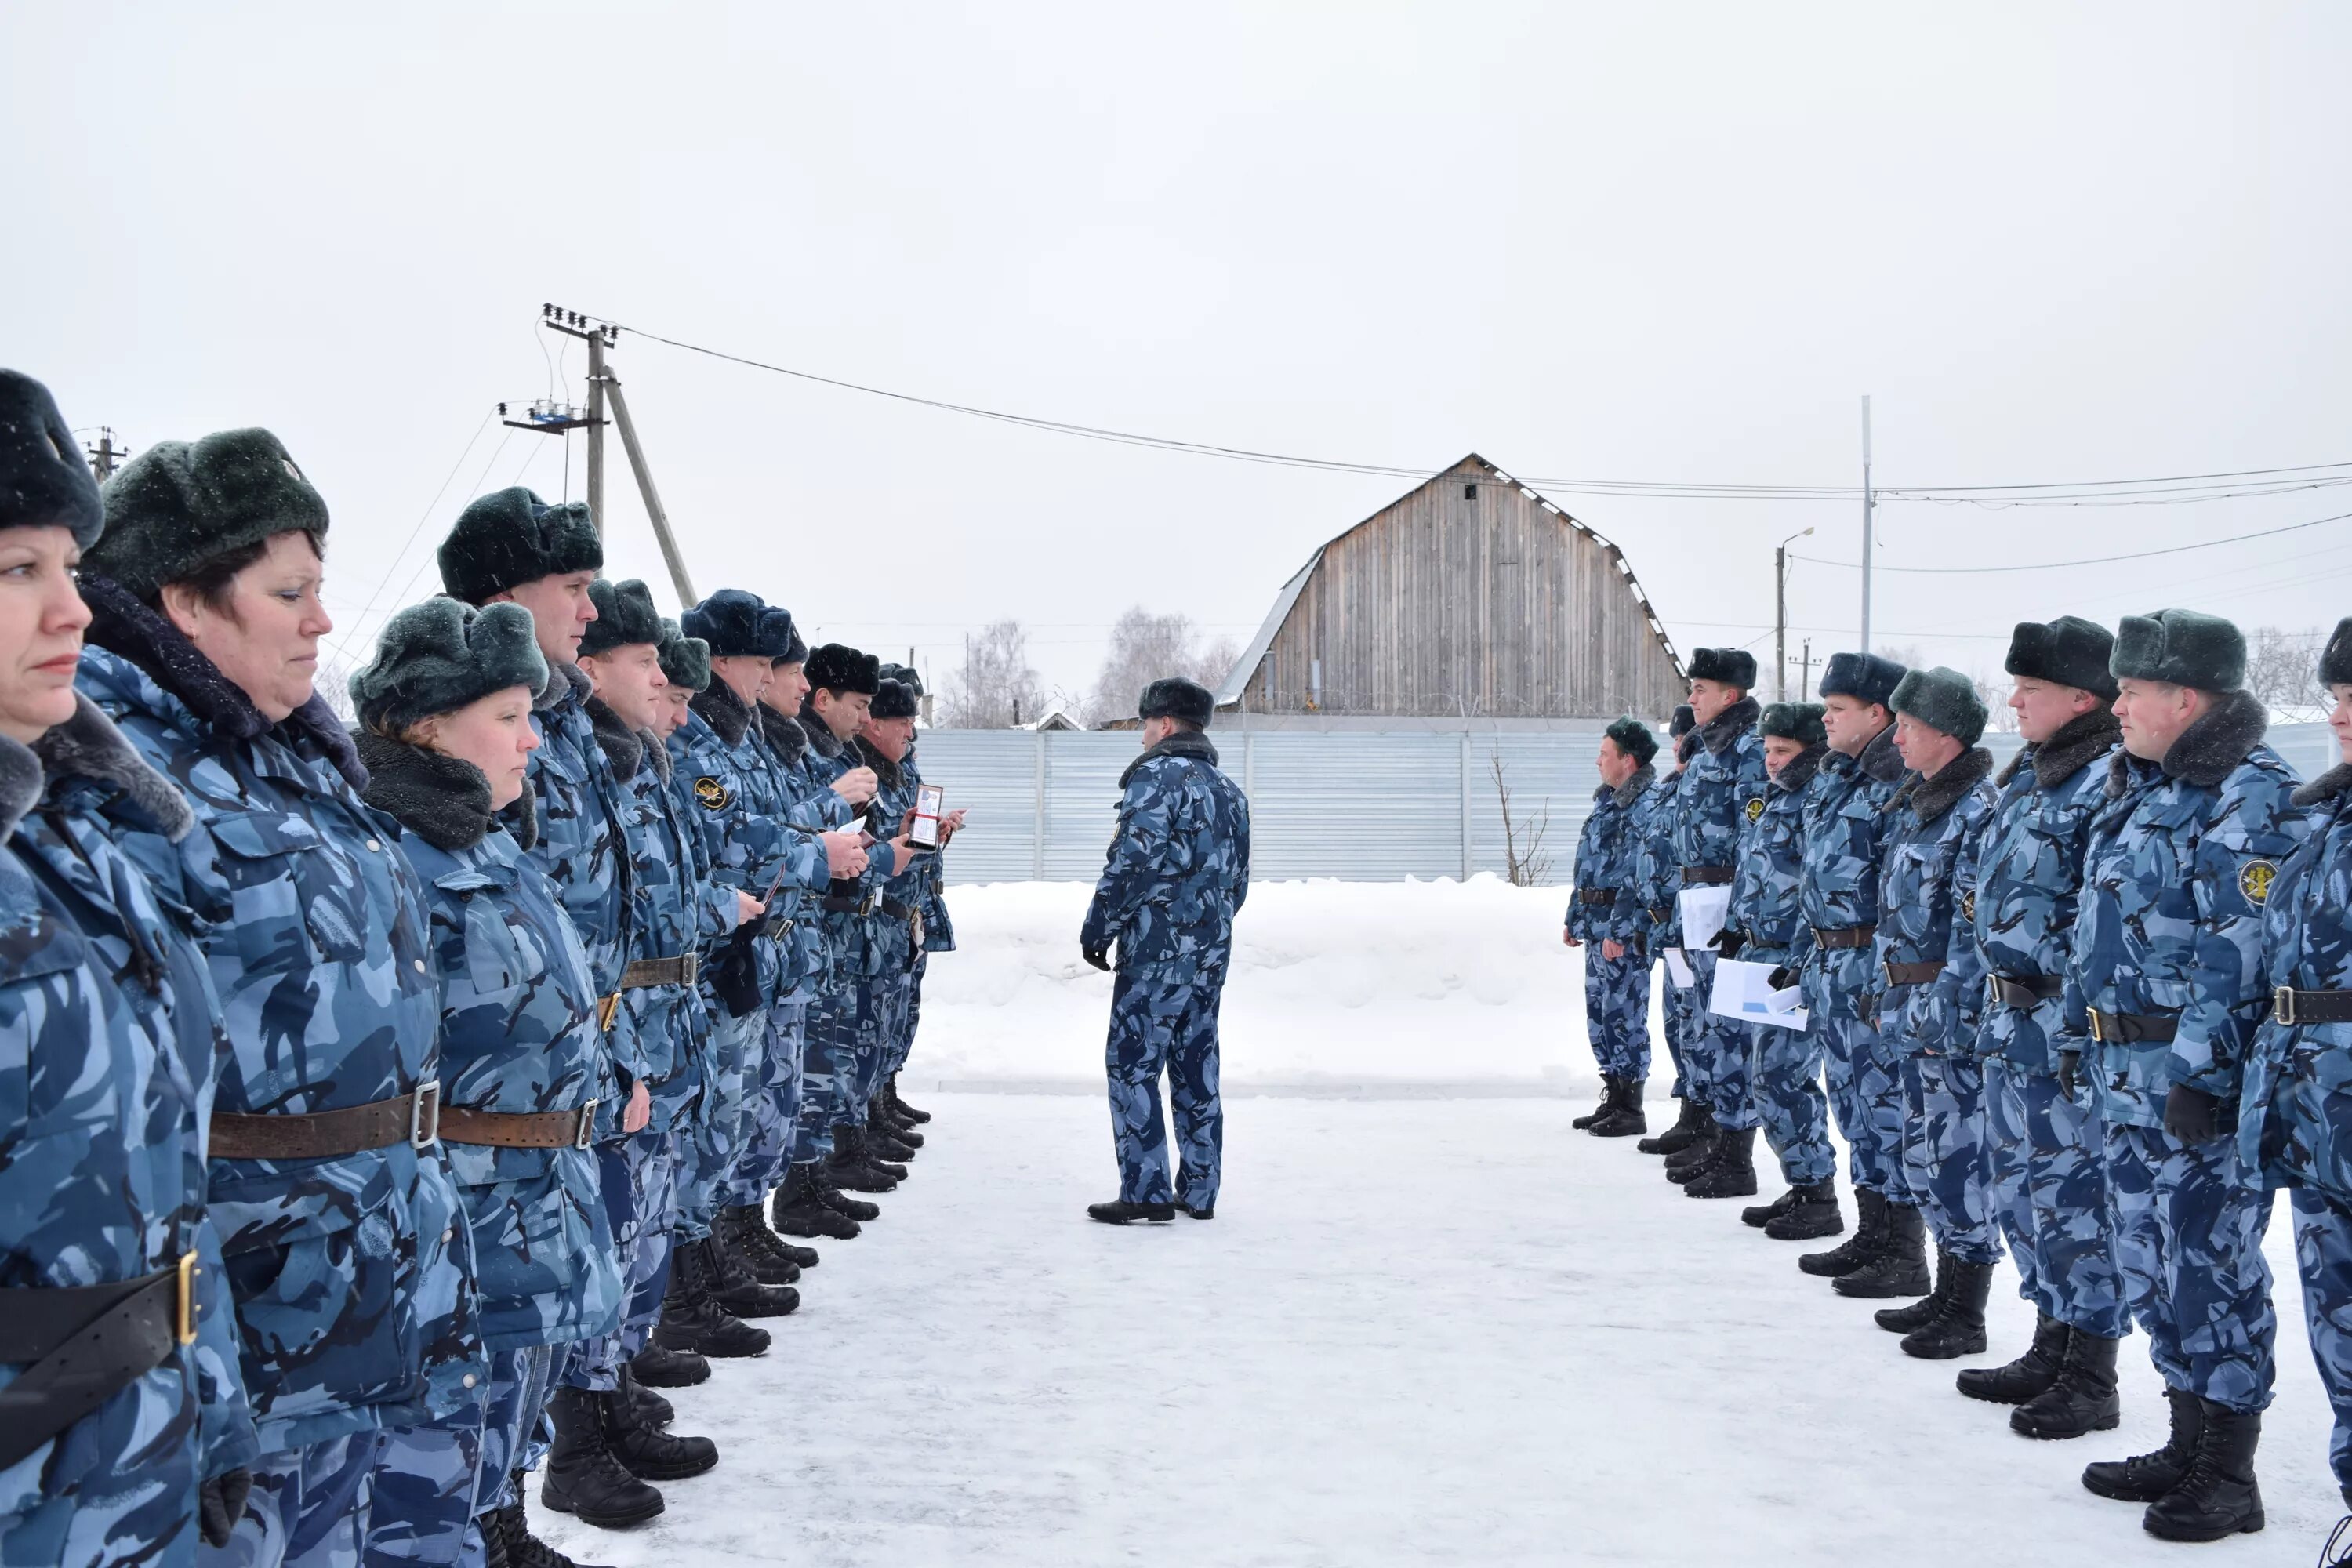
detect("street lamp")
[1775,527,1814,702]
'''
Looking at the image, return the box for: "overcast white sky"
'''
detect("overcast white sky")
[6,4,2350,710]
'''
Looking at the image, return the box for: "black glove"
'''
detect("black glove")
[201,1469,252,1549]
[2056,1050,2082,1099]
[1082,943,1111,972]
[2164,1083,2225,1145]
[1767,965,1798,993]
[1713,929,1746,958]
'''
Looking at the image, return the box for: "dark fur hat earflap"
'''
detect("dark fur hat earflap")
[1890,666,1987,747]
[437,486,601,605]
[2005,616,2118,702]
[1670,704,1697,738]
[1603,715,1658,765]
[657,619,711,692]
[1818,652,1907,710]
[681,589,800,660]
[350,598,549,734]
[806,642,880,695]
[869,678,919,721]
[879,661,925,697]
[579,578,665,657]
[1760,702,1828,747]
[1687,647,1757,688]
[2111,609,2245,693]
[90,427,328,599]
[2319,618,2352,691]
[1139,677,1215,728]
[0,371,103,546]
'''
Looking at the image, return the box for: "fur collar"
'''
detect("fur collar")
[797,698,850,761]
[1898,745,1994,825]
[758,704,808,763]
[1699,695,1762,757]
[536,661,590,715]
[0,735,40,843]
[584,695,644,779]
[2106,688,2270,797]
[1999,708,2121,792]
[1611,763,1657,810]
[1674,730,1701,768]
[641,730,671,784]
[1120,728,1221,790]
[2296,762,2352,809]
[30,692,197,842]
[354,731,535,852]
[854,735,905,792]
[691,675,753,747]
[1773,742,1828,796]
[1857,720,1906,784]
[78,569,367,793]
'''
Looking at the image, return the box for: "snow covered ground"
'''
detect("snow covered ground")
[532,883,2346,1565]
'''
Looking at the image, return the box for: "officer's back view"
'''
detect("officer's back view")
[1081,678,1251,1224]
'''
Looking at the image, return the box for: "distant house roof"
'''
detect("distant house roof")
[1022,704,1083,732]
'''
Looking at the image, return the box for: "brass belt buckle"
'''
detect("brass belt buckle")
[409,1081,442,1149]
[2089,1011,2108,1044]
[575,1100,599,1150]
[599,993,622,1030]
[176,1251,198,1345]
[2275,985,2297,1027]
[1985,975,2004,1010]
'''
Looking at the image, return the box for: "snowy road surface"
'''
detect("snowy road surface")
[536,1092,2342,1566]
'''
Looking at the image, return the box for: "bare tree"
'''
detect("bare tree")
[1972,668,2018,732]
[1490,748,1554,887]
[939,619,1045,728]
[1085,608,1234,724]
[2244,625,2325,715]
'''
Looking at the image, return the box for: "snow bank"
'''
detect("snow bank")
[917,876,1624,1091]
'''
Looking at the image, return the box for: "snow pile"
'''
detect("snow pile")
[917,876,1624,1091]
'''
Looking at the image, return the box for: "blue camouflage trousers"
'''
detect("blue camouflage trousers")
[2106,1120,2277,1413]
[0,1367,198,1567]
[561,1131,668,1392]
[793,978,856,1163]
[1985,1059,2126,1337]
[1105,961,1226,1210]
[1822,1011,1906,1200]
[1748,1019,1833,1185]
[619,1134,679,1360]
[847,977,904,1116]
[205,1432,383,1568]
[681,1004,756,1233]
[885,957,927,1078]
[1900,1053,2000,1264]
[2290,1189,2352,1507]
[726,1000,804,1205]
[473,1344,557,1523]
[1581,947,1651,1083]
[1683,952,1756,1130]
[365,1387,488,1567]
[1658,963,1693,1100]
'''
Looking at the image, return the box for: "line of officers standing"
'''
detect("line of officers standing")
[0,369,967,1568]
[1566,612,2352,1555]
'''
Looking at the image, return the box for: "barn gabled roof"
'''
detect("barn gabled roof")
[1212,453,1685,706]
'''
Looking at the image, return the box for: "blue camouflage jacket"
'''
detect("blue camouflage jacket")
[851,735,929,978]
[358,734,623,1356]
[1567,766,1655,942]
[1798,721,1908,1023]
[1628,753,1690,950]
[1672,698,1769,890]
[1969,713,2122,1074]
[1729,744,1825,967]
[1874,748,1998,1055]
[0,700,257,1534]
[760,705,859,996]
[904,738,956,956]
[1081,731,1252,971]
[78,597,476,1454]
[799,711,912,987]
[2066,691,2309,1130]
[2241,760,2352,1197]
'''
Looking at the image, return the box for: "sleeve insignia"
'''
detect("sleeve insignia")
[2240,859,2278,903]
[1744,797,1766,824]
[694,776,731,811]
[1961,890,1976,922]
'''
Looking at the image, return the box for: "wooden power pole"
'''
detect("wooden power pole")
[85,428,126,484]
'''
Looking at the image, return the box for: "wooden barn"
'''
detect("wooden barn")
[1213,455,1688,720]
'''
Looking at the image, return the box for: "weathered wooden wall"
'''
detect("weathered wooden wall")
[1241,458,1687,720]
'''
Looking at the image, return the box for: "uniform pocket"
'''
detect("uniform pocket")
[208,811,369,971]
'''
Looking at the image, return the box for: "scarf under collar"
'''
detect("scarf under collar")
[1120,728,1220,790]
[354,731,537,852]
[1997,707,2121,792]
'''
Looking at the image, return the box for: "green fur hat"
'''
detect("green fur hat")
[0,371,103,546]
[2111,609,2245,693]
[1759,702,1828,747]
[437,486,601,605]
[657,618,710,692]
[89,427,328,599]
[350,598,548,735]
[1602,715,1658,766]
[1889,666,1987,747]
[579,578,664,657]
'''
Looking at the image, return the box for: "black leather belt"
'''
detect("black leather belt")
[1648,906,1672,924]
[821,894,876,916]
[1575,889,1617,906]
[439,1101,599,1150]
[1812,925,1876,950]
[0,1256,197,1471]
[1882,960,1945,988]
[1681,866,1733,887]
[1987,972,2064,1010]
[880,898,918,920]
[2274,989,2352,1026]
[2087,1009,2177,1044]
[212,1083,441,1159]
[621,955,699,988]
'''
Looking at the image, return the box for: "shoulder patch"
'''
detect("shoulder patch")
[694,776,731,811]
[1744,796,1766,824]
[2240,858,2278,903]
[1961,890,1976,923]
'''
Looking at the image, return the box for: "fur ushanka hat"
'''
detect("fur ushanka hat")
[350,598,549,735]
[0,370,103,546]
[90,427,328,599]
[1889,666,1987,748]
[1603,716,1658,766]
[437,486,601,605]
[579,578,665,657]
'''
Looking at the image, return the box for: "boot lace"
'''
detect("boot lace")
[2321,1514,2352,1568]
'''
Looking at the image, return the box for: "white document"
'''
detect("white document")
[1708,957,1809,1031]
[1676,885,1732,954]
[1663,947,1696,989]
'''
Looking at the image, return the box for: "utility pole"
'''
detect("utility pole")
[1860,395,1875,655]
[1799,639,1812,700]
[602,375,696,605]
[586,331,607,534]
[85,428,126,484]
[1773,525,1814,702]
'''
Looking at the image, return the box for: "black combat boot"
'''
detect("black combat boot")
[2325,1515,2352,1568]
[1900,1258,1993,1359]
[704,1235,798,1319]
[1087,1200,1176,1225]
[888,1073,931,1124]
[2012,1328,2122,1439]
[1589,1077,1649,1138]
[2141,1401,2264,1541]
[477,1508,511,1568]
[816,1164,882,1222]
[1683,1126,1759,1198]
[1573,1077,1617,1131]
[603,1369,718,1483]
[826,1125,902,1192]
[1764,1181,1843,1241]
[1639,1099,1711,1156]
[650,1242,771,1359]
[1800,1187,1886,1276]
[539,1388,665,1529]
[1741,1186,1798,1229]
[1873,1248,1956,1333]
[1959,1312,2067,1405]
[871,1097,923,1150]
[629,1341,707,1389]
[2084,1386,2205,1502]
[1833,1201,1931,1298]
[1664,1116,1722,1182]
[495,1474,611,1568]
[866,1108,920,1163]
[715,1206,800,1285]
[771,1162,862,1238]
[621,1372,673,1428]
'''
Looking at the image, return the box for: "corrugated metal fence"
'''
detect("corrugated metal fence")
[914,723,2343,887]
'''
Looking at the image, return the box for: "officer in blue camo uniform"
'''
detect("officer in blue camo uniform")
[1661,650,1769,1196]
[2065,609,2307,1542]
[347,600,627,1567]
[1081,677,1251,1225]
[1565,717,1657,1138]
[1864,668,2000,1361]
[79,429,474,1568]
[1958,618,2129,1440]
[1791,652,1914,1287]
[1723,702,1842,1236]
[2241,618,2352,1561]
[879,664,948,1134]
[437,490,666,1544]
[851,677,937,1163]
[0,372,257,1566]
[1634,706,1702,1156]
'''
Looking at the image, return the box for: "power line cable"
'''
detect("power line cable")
[1792,509,2352,575]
